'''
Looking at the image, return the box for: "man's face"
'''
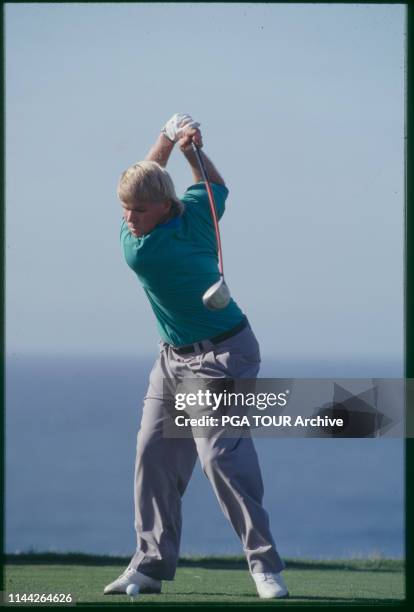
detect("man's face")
[121,200,171,237]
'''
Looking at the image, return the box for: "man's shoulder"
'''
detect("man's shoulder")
[181,182,228,224]
[181,182,229,202]
[181,183,229,215]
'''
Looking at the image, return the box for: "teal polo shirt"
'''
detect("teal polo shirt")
[120,182,245,347]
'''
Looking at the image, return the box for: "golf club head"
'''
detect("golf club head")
[202,277,231,310]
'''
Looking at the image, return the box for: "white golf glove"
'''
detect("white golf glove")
[161,113,200,143]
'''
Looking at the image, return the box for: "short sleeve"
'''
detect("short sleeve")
[181,182,229,228]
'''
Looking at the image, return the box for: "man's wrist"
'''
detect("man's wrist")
[182,146,197,161]
[161,130,175,144]
[145,132,175,165]
[179,147,201,182]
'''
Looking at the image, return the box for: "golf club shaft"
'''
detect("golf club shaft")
[191,142,225,277]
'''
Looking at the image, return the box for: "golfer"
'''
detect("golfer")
[104,114,289,599]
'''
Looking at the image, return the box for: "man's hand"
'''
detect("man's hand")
[159,113,224,185]
[161,113,200,143]
[178,126,203,152]
[180,126,225,186]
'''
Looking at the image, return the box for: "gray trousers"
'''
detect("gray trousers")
[129,322,285,580]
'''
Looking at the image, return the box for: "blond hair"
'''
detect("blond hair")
[117,160,184,217]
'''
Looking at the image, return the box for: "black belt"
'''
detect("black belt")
[172,316,249,355]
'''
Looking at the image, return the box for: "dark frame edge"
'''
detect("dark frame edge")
[1,0,5,597]
[406,1,413,607]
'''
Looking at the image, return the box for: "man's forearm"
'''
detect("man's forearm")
[183,148,226,186]
[145,133,175,167]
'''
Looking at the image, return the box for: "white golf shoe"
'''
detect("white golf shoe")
[252,572,289,599]
[103,566,162,595]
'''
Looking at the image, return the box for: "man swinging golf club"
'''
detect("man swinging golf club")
[104,114,289,599]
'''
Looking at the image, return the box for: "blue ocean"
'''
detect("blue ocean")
[5,354,404,560]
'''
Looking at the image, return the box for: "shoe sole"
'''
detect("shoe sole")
[258,591,290,599]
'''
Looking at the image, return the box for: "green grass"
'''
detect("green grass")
[3,554,405,605]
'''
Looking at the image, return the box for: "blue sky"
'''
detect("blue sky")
[5,3,405,368]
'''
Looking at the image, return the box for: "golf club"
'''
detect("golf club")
[191,142,231,310]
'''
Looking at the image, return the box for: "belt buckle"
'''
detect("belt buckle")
[190,341,206,354]
[176,340,210,355]
[176,342,198,355]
